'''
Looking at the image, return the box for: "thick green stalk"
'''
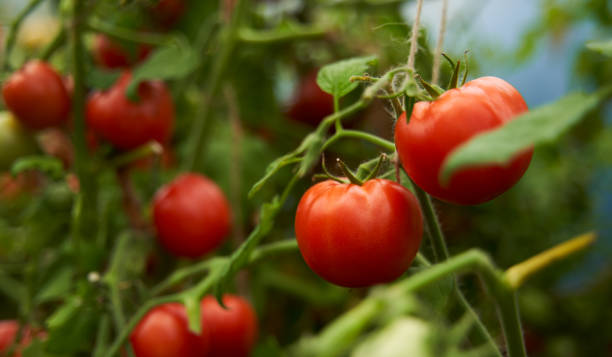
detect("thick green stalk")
[185,0,246,171]
[410,180,501,355]
[40,27,66,61]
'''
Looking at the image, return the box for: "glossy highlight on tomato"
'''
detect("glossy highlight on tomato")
[86,72,174,150]
[286,70,334,126]
[153,173,231,258]
[130,303,208,357]
[93,34,151,69]
[200,295,258,357]
[2,60,70,130]
[295,179,423,288]
[394,76,533,205]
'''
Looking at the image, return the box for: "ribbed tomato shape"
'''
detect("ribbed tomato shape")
[130,303,208,357]
[153,173,231,258]
[2,60,70,130]
[394,76,533,205]
[295,179,423,288]
[200,295,258,357]
[86,72,174,150]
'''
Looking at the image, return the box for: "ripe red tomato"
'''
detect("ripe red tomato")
[153,173,231,258]
[2,60,70,130]
[86,72,174,150]
[200,295,258,357]
[151,0,186,28]
[286,70,334,126]
[394,76,533,205]
[92,34,151,69]
[130,303,208,357]
[295,179,423,288]
[0,320,42,357]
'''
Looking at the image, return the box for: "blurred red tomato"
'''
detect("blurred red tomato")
[153,173,231,258]
[0,320,44,357]
[93,34,151,69]
[2,61,70,130]
[151,0,186,28]
[287,70,334,126]
[86,72,174,150]
[200,295,258,357]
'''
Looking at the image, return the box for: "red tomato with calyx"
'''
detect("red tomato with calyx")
[153,173,231,258]
[86,72,174,150]
[93,34,151,69]
[130,303,208,357]
[394,76,533,205]
[2,60,70,130]
[151,0,186,28]
[200,295,258,357]
[295,179,423,288]
[287,70,334,126]
[0,320,42,357]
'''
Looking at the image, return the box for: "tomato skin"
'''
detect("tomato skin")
[0,320,40,357]
[130,303,208,357]
[86,72,174,150]
[200,295,258,357]
[287,71,334,126]
[153,173,231,258]
[295,179,423,288]
[93,34,151,69]
[394,76,533,205]
[2,61,70,130]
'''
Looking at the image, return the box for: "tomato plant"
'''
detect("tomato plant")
[395,76,533,205]
[130,303,208,357]
[295,179,423,287]
[153,173,231,258]
[0,320,42,357]
[200,295,258,357]
[2,60,70,130]
[93,34,152,69]
[86,72,174,150]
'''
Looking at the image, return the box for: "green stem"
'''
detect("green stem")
[322,129,396,152]
[409,179,501,355]
[185,0,246,172]
[93,316,111,357]
[247,239,299,264]
[238,26,327,43]
[2,0,45,70]
[495,289,527,357]
[87,18,172,45]
[70,0,98,270]
[39,27,66,61]
[110,141,163,168]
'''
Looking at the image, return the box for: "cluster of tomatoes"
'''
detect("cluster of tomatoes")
[294,76,532,288]
[0,1,261,357]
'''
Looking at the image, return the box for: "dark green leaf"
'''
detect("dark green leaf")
[35,266,73,303]
[586,39,612,57]
[317,56,378,98]
[45,304,100,354]
[441,87,612,184]
[126,40,199,100]
[11,156,64,180]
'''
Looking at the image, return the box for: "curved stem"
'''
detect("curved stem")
[2,0,44,70]
[87,18,172,45]
[39,27,66,61]
[322,129,396,152]
[238,26,326,44]
[409,179,501,356]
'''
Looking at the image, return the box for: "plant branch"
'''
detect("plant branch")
[505,231,595,289]
[87,18,172,45]
[39,27,66,61]
[322,129,396,152]
[2,0,45,70]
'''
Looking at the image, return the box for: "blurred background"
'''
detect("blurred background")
[0,0,610,356]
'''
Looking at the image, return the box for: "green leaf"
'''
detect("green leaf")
[85,67,121,90]
[11,156,64,180]
[351,318,433,357]
[440,87,612,185]
[46,297,81,329]
[126,39,199,100]
[586,39,612,57]
[45,305,100,354]
[317,56,378,98]
[35,266,73,304]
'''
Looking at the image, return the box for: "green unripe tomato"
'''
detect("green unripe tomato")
[0,111,38,170]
